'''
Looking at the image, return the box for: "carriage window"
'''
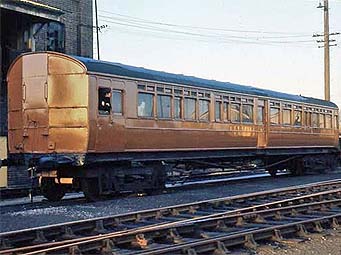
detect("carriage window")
[325,115,332,129]
[138,93,154,117]
[335,116,339,129]
[112,90,123,114]
[157,95,171,118]
[294,111,302,126]
[319,114,325,128]
[224,102,229,121]
[98,88,111,115]
[304,112,311,126]
[199,100,209,121]
[282,109,291,125]
[312,113,319,127]
[257,106,264,124]
[270,107,280,125]
[215,101,221,121]
[184,98,196,120]
[174,97,181,119]
[242,105,253,123]
[231,104,241,122]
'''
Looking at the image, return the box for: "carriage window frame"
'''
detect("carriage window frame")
[174,96,182,120]
[270,107,280,125]
[184,97,197,121]
[282,109,292,126]
[174,88,183,95]
[242,104,254,124]
[231,103,241,123]
[157,94,172,119]
[319,113,325,128]
[223,102,229,122]
[215,101,222,122]
[98,87,112,116]
[111,90,123,115]
[335,115,339,129]
[137,92,154,118]
[257,105,265,125]
[311,112,319,128]
[325,114,332,129]
[304,111,311,127]
[199,99,210,122]
[293,110,302,127]
[257,100,265,125]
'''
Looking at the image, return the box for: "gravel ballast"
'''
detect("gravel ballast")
[1,172,341,233]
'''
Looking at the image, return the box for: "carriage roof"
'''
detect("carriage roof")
[75,56,337,109]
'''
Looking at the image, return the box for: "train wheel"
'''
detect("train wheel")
[40,178,66,202]
[290,158,305,176]
[268,169,277,177]
[145,162,166,195]
[81,178,101,202]
[327,155,338,172]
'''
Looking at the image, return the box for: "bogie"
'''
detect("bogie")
[78,162,167,201]
[40,177,66,202]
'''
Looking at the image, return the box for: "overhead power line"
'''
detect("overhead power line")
[99,14,314,41]
[99,10,312,36]
[100,25,316,49]
[99,17,316,46]
[98,12,317,46]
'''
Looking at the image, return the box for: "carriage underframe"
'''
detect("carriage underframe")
[8,147,339,201]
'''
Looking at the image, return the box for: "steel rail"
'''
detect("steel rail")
[19,197,341,255]
[134,212,341,255]
[3,187,341,254]
[0,179,340,251]
[1,180,341,254]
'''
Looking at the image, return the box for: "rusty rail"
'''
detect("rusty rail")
[1,179,341,254]
[9,191,341,254]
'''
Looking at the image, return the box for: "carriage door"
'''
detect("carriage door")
[22,54,49,152]
[109,80,125,151]
[95,79,125,151]
[256,99,268,148]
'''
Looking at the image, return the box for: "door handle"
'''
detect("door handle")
[22,83,26,102]
[44,82,48,101]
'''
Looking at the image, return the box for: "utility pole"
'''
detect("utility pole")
[94,0,100,60]
[323,0,330,101]
[314,0,339,101]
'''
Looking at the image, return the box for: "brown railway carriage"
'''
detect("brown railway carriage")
[6,52,340,201]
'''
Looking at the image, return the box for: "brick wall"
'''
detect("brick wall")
[1,0,93,135]
[32,0,93,57]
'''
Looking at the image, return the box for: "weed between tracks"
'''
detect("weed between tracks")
[256,231,341,255]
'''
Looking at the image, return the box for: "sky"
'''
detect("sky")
[95,0,341,109]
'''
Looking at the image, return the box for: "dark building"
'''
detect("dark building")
[1,0,93,136]
[0,0,93,188]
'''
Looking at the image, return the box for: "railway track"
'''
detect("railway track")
[1,179,341,254]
